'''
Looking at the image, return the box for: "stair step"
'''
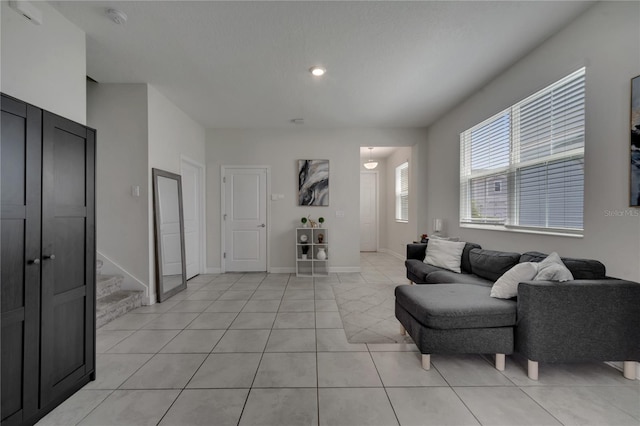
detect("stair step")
[96,290,143,329]
[97,274,123,299]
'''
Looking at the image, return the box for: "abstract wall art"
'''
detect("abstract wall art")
[298,160,329,206]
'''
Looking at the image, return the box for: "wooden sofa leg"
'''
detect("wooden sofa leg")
[527,360,539,380]
[495,353,505,371]
[421,354,431,370]
[623,361,637,380]
[400,324,406,336]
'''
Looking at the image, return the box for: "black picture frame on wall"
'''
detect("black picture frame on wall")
[631,75,640,207]
[298,159,329,206]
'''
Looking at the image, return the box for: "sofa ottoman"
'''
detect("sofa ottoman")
[395,283,516,370]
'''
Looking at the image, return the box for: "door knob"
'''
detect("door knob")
[258,224,265,228]
[44,254,56,260]
[28,258,40,265]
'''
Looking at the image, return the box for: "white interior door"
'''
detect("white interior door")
[181,158,203,280]
[223,167,267,272]
[360,171,378,251]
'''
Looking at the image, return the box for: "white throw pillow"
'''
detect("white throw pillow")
[490,262,539,299]
[424,239,466,273]
[534,252,574,282]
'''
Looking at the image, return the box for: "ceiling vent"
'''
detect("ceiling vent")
[106,8,127,25]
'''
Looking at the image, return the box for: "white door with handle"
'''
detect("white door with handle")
[223,167,268,272]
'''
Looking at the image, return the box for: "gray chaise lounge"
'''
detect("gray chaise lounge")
[397,242,640,380]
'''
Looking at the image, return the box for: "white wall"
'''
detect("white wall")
[1,1,86,124]
[385,146,419,257]
[87,83,150,292]
[148,85,206,301]
[419,1,640,281]
[206,128,426,272]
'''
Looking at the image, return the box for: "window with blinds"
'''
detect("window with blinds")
[396,162,409,222]
[460,67,585,234]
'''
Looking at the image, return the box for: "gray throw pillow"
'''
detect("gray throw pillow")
[534,252,574,282]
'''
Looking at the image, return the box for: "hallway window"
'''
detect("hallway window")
[396,161,409,222]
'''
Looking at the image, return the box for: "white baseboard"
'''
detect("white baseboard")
[205,266,363,275]
[267,266,361,274]
[378,248,405,260]
[97,251,148,299]
[270,267,296,274]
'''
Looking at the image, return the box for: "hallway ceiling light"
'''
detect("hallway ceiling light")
[363,147,378,169]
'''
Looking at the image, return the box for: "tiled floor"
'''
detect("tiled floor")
[38,252,640,426]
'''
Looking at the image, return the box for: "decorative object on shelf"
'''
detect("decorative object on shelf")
[301,233,310,259]
[298,159,329,206]
[363,147,378,169]
[308,215,318,228]
[631,74,640,207]
[420,234,428,243]
[318,216,325,226]
[317,247,327,260]
[301,216,308,227]
[317,233,324,244]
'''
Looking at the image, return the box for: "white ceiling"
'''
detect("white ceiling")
[51,1,594,129]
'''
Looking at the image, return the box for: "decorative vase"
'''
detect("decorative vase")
[317,248,327,260]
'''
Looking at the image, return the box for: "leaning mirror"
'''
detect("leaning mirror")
[152,168,187,302]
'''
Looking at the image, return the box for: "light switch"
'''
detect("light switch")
[131,185,140,197]
[335,210,345,217]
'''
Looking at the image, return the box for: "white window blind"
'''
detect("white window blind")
[460,67,585,233]
[396,162,409,222]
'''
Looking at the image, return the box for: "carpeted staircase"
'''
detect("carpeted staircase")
[96,274,143,328]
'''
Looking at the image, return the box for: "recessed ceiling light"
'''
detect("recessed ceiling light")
[309,66,326,77]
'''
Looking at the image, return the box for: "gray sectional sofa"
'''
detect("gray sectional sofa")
[396,242,640,380]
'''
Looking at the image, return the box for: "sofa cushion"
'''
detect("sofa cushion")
[490,262,539,299]
[461,242,482,274]
[405,259,446,282]
[424,239,466,273]
[395,284,516,329]
[520,251,606,279]
[425,270,493,287]
[469,249,521,281]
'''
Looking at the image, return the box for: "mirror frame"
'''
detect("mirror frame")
[152,168,187,302]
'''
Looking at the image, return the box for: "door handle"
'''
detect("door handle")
[28,258,40,265]
[43,254,56,260]
[258,224,265,228]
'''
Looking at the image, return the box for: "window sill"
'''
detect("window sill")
[460,223,583,238]
[395,220,408,224]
